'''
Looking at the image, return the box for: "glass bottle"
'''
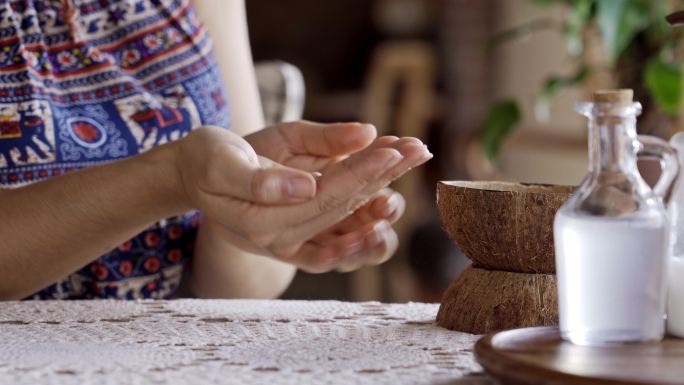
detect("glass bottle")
[554,89,679,346]
[667,133,684,338]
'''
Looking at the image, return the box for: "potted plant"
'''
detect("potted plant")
[483,0,684,161]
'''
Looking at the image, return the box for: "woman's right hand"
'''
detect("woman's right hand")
[175,125,430,264]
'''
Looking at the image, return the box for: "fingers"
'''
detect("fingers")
[279,121,377,158]
[295,220,398,274]
[339,189,406,232]
[311,189,404,244]
[369,190,405,224]
[295,231,368,273]
[336,221,398,273]
[272,123,382,171]
[289,135,402,172]
[246,121,377,163]
[279,138,430,244]
[243,145,405,232]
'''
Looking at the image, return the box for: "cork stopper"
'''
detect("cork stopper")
[592,89,633,103]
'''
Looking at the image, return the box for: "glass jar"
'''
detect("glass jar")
[554,89,679,346]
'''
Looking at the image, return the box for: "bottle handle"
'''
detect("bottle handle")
[637,135,680,203]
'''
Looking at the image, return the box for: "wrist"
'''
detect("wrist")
[137,141,193,217]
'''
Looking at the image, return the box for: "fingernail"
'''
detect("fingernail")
[381,194,399,217]
[285,175,316,198]
[369,221,389,246]
[379,201,393,218]
[380,151,404,170]
[368,231,381,246]
[260,175,282,201]
[364,150,404,178]
[341,123,376,147]
[374,220,390,232]
[418,150,433,162]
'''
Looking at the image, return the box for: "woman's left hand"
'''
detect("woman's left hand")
[300,187,405,273]
[244,121,413,273]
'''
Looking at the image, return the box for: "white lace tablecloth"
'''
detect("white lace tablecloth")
[0,300,493,385]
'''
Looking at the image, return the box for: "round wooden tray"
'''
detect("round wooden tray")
[474,326,684,385]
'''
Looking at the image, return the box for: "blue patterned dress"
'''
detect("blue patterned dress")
[0,0,231,299]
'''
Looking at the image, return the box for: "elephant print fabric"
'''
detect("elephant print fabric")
[0,0,231,299]
[0,102,56,169]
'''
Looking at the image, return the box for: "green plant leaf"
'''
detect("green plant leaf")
[485,18,559,54]
[564,0,595,57]
[596,0,648,64]
[532,0,590,7]
[647,0,670,42]
[531,0,564,5]
[535,66,590,121]
[481,100,522,160]
[645,59,683,114]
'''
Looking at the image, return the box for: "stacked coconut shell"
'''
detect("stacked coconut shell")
[435,181,574,334]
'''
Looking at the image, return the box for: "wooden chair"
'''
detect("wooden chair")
[255,61,306,126]
[351,40,439,301]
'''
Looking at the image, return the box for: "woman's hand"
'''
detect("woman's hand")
[245,121,424,273]
[177,125,430,272]
[298,187,405,273]
[245,120,378,171]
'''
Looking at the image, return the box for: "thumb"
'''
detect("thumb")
[211,139,317,204]
[250,156,318,204]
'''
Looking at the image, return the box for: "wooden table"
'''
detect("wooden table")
[0,300,492,384]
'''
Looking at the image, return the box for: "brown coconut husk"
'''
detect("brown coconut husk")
[436,266,558,334]
[437,181,574,274]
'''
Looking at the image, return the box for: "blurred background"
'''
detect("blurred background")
[246,0,684,302]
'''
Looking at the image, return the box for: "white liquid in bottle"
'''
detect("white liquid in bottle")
[554,90,677,345]
[667,257,684,337]
[667,132,684,338]
[554,211,668,345]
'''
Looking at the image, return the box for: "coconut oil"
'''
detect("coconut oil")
[667,257,684,337]
[555,212,669,344]
[666,132,684,338]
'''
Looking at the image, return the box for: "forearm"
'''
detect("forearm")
[193,0,264,135]
[0,143,189,299]
[190,221,296,299]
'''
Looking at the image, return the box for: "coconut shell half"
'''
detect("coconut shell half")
[437,181,574,273]
[436,266,558,334]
